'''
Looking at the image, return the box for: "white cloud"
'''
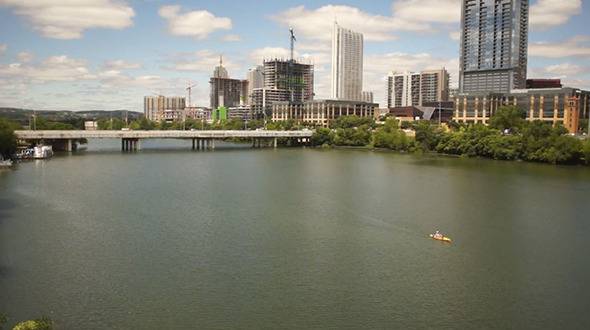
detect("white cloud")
[269,5,432,42]
[220,34,242,42]
[449,30,460,41]
[529,36,590,59]
[16,50,35,63]
[0,55,97,83]
[158,5,232,40]
[98,70,175,90]
[164,49,241,74]
[104,60,143,69]
[541,63,589,75]
[392,0,461,24]
[0,0,135,39]
[530,0,581,31]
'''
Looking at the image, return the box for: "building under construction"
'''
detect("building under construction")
[209,77,248,109]
[144,95,186,122]
[251,58,314,116]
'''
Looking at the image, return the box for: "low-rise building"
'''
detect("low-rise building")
[453,87,589,133]
[272,99,377,127]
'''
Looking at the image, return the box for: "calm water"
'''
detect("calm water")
[1,139,590,329]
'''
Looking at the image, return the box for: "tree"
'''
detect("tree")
[311,127,334,146]
[12,316,54,330]
[0,118,19,159]
[489,105,526,131]
[413,120,441,152]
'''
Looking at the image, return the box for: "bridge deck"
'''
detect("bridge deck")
[15,130,314,140]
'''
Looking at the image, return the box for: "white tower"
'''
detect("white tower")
[331,22,363,101]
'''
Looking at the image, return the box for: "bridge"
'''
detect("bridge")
[14,130,314,151]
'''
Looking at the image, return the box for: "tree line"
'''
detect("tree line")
[311,106,590,166]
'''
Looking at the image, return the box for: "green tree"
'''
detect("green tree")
[413,120,441,152]
[489,105,526,131]
[311,127,334,146]
[579,119,588,134]
[12,316,54,330]
[0,118,19,159]
[582,140,590,165]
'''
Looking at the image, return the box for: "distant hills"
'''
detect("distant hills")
[0,108,143,125]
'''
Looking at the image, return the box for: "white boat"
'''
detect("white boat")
[33,145,53,159]
[0,157,12,167]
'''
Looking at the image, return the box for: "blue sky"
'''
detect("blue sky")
[0,0,588,112]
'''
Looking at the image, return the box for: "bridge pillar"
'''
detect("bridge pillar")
[211,139,215,149]
[274,137,277,148]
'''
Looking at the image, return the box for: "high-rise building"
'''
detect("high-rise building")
[209,56,248,109]
[459,0,529,93]
[251,58,314,116]
[213,66,228,79]
[209,77,248,109]
[387,69,449,108]
[144,96,186,122]
[331,22,363,101]
[247,65,264,104]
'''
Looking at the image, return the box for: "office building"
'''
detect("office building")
[453,87,589,133]
[272,99,377,128]
[144,95,186,122]
[247,65,264,104]
[459,0,529,93]
[362,91,374,103]
[387,69,449,108]
[331,23,363,101]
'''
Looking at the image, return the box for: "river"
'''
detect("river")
[1,139,589,329]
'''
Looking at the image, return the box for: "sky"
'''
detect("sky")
[0,0,588,113]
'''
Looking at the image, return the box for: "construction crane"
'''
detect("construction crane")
[289,28,296,102]
[186,82,197,107]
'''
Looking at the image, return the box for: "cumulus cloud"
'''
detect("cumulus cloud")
[158,5,232,40]
[541,63,588,75]
[104,60,143,69]
[0,0,135,39]
[269,5,432,42]
[220,34,242,42]
[392,0,461,24]
[529,36,590,59]
[98,70,174,90]
[16,50,35,63]
[163,49,241,75]
[530,0,581,31]
[0,55,97,83]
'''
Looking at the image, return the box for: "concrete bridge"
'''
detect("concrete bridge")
[14,130,314,151]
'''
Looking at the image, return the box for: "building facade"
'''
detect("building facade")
[331,23,363,101]
[209,77,249,109]
[453,87,589,133]
[387,69,449,108]
[144,96,186,122]
[251,58,314,117]
[459,0,529,93]
[272,99,377,127]
[247,65,264,104]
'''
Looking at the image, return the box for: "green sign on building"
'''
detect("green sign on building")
[213,107,227,121]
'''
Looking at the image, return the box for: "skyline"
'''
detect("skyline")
[0,0,588,113]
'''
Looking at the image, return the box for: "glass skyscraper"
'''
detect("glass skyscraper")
[459,0,529,93]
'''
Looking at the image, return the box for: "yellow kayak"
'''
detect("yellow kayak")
[430,234,451,242]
